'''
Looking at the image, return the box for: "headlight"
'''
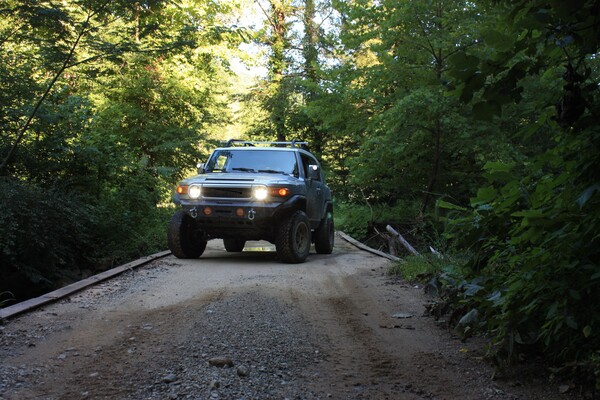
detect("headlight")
[253,185,268,200]
[188,185,201,199]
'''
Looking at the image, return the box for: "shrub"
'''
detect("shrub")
[335,200,420,240]
[0,178,95,299]
[388,253,463,282]
[438,156,600,387]
[0,177,173,303]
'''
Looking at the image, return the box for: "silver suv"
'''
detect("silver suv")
[168,140,334,263]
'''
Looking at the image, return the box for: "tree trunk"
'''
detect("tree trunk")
[270,0,288,142]
[303,0,322,153]
[420,2,444,215]
[420,117,441,214]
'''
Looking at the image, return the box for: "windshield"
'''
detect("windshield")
[205,150,298,176]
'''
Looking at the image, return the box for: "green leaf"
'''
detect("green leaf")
[484,29,514,52]
[576,183,600,209]
[458,309,479,326]
[448,52,480,85]
[437,200,467,211]
[449,52,480,70]
[512,209,545,218]
[482,162,517,183]
[471,187,497,206]
[473,101,501,121]
[583,325,592,338]
[463,283,483,296]
[569,290,581,301]
[565,316,578,330]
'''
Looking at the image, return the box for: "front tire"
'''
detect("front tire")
[276,210,311,263]
[314,212,334,254]
[223,239,246,252]
[168,210,207,259]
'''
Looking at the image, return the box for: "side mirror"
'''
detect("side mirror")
[197,163,205,174]
[307,164,320,180]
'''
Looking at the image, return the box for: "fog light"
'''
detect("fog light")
[236,208,244,217]
[203,207,213,216]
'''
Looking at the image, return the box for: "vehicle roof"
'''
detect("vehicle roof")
[212,146,316,157]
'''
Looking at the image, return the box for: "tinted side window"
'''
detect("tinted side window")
[300,154,321,181]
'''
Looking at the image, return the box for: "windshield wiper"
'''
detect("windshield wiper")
[258,169,286,174]
[232,167,256,172]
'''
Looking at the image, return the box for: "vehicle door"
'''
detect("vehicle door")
[301,153,324,224]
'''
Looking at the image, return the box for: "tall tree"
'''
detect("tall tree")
[256,0,293,141]
[320,0,496,211]
[248,0,337,149]
[0,0,244,300]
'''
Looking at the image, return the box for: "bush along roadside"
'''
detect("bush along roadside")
[0,178,173,304]
[391,246,599,396]
[433,156,600,394]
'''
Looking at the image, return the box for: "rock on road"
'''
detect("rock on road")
[0,234,565,399]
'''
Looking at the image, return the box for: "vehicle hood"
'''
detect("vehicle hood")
[180,173,297,186]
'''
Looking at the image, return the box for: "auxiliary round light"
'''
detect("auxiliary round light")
[188,185,201,199]
[203,207,213,216]
[236,208,245,217]
[254,186,268,200]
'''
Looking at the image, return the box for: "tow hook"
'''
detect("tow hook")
[189,207,198,218]
[248,209,256,221]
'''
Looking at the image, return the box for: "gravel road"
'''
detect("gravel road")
[0,234,571,399]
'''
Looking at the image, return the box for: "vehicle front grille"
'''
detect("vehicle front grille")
[202,186,252,199]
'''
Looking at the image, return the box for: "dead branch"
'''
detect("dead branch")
[386,225,420,256]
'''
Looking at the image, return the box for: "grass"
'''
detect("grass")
[0,291,15,308]
[388,253,458,282]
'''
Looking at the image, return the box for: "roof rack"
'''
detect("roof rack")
[225,139,309,149]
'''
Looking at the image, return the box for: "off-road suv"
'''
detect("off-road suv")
[168,140,334,263]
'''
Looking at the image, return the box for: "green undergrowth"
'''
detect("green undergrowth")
[335,200,420,239]
[0,178,174,304]
[388,254,456,282]
[434,153,600,392]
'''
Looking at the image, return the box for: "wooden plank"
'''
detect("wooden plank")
[0,250,171,321]
[338,231,401,261]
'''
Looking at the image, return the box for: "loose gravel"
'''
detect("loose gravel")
[0,239,584,400]
[127,291,328,400]
[0,282,329,400]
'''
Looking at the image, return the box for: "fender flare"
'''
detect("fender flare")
[272,195,307,219]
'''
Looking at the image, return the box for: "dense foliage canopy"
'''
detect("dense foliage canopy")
[1,0,599,389]
[1,0,242,297]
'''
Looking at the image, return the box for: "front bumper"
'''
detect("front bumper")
[179,195,303,240]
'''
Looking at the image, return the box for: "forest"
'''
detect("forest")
[1,0,599,391]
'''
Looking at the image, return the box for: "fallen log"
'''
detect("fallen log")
[386,225,420,256]
[338,231,401,261]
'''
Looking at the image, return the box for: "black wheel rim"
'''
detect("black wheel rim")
[294,222,309,253]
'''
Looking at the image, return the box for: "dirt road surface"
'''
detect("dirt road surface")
[0,235,569,399]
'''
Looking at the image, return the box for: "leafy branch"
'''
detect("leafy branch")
[0,0,111,175]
